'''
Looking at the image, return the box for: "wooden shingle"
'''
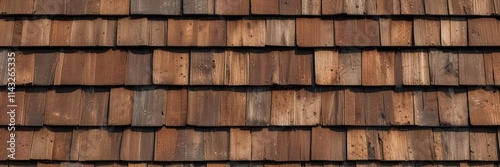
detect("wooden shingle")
[20,17,51,46]
[314,48,362,85]
[320,87,345,125]
[219,87,247,126]
[117,17,149,46]
[77,127,123,161]
[2,0,34,14]
[95,18,117,46]
[266,18,295,46]
[248,49,279,85]
[470,128,499,161]
[227,18,266,46]
[407,129,434,160]
[428,49,459,85]
[271,89,295,126]
[361,49,395,86]
[448,0,495,15]
[203,128,229,160]
[379,129,409,160]
[229,128,251,161]
[190,49,225,85]
[279,0,302,15]
[100,0,130,15]
[311,127,346,160]
[491,52,500,85]
[65,0,100,15]
[389,89,414,125]
[53,50,87,85]
[321,0,343,15]
[30,127,55,160]
[153,49,189,85]
[279,49,313,85]
[197,18,226,46]
[484,51,496,85]
[400,0,424,15]
[251,128,277,160]
[246,87,272,126]
[23,87,46,126]
[379,17,412,46]
[437,87,468,126]
[335,17,380,46]
[49,18,72,46]
[109,87,133,126]
[271,88,320,126]
[0,18,14,46]
[343,87,365,125]
[251,0,279,14]
[15,50,34,85]
[165,87,188,126]
[80,87,109,126]
[167,18,226,46]
[187,87,221,126]
[183,0,215,14]
[468,88,500,125]
[374,0,400,15]
[364,88,390,126]
[302,0,321,15]
[125,49,153,85]
[33,0,65,15]
[424,0,448,15]
[13,127,33,160]
[154,127,178,161]
[69,18,97,46]
[296,18,334,47]
[287,128,311,161]
[44,87,82,126]
[433,128,470,160]
[132,86,166,126]
[401,49,430,85]
[414,17,441,46]
[459,50,486,85]
[33,51,58,85]
[215,0,249,15]
[468,18,500,46]
[441,17,467,46]
[224,49,249,85]
[93,49,127,85]
[131,0,182,15]
[347,128,368,160]
[149,18,168,46]
[120,128,155,161]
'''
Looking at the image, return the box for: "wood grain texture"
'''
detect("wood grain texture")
[0,18,14,46]
[246,87,272,126]
[271,89,295,126]
[190,49,225,85]
[320,88,344,125]
[183,0,215,14]
[441,17,467,46]
[215,0,249,15]
[120,128,155,161]
[187,87,221,126]
[229,128,251,160]
[374,0,400,15]
[266,18,295,46]
[389,89,414,125]
[117,17,149,46]
[379,129,409,160]
[69,18,97,46]
[227,18,266,46]
[154,127,178,161]
[33,51,58,85]
[54,50,87,85]
[80,87,109,126]
[224,49,248,85]
[153,49,189,85]
[77,127,123,161]
[361,49,395,86]
[15,50,34,85]
[30,127,55,160]
[407,129,433,160]
[95,18,117,46]
[44,87,82,125]
[433,128,470,160]
[424,0,448,15]
[251,0,279,14]
[279,49,313,85]
[23,87,46,126]
[400,0,424,15]
[2,0,34,14]
[448,0,495,15]
[92,49,127,85]
[492,52,500,85]
[436,87,468,126]
[125,49,153,85]
[131,0,182,15]
[458,50,486,85]
[429,49,459,85]
[100,0,130,15]
[148,18,167,46]
[204,128,229,160]
[279,0,302,15]
[413,88,440,126]
[414,17,441,46]
[379,17,412,46]
[287,128,311,161]
[302,0,321,15]
[401,49,430,85]
[468,18,500,46]
[344,87,365,125]
[167,18,225,46]
[165,87,188,126]
[251,128,277,160]
[347,128,367,160]
[108,87,133,126]
[469,128,498,161]
[296,18,334,47]
[20,17,51,46]
[49,18,72,46]
[364,88,389,126]
[311,127,346,160]
[468,88,500,125]
[132,86,166,126]
[65,0,100,15]
[248,49,279,85]
[294,88,321,125]
[335,17,380,46]
[219,88,247,126]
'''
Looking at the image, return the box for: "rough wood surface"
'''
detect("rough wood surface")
[407,129,433,160]
[379,129,408,160]
[266,18,295,46]
[44,87,82,125]
[80,87,109,126]
[130,0,182,15]
[77,128,123,161]
[347,128,367,160]
[49,18,72,46]
[215,0,249,15]
[187,87,221,126]
[335,17,380,46]
[190,49,225,85]
[224,49,248,85]
[100,0,130,15]
[424,0,448,15]
[441,17,467,46]
[379,17,412,46]
[248,49,279,85]
[250,0,279,14]
[468,88,500,125]
[33,51,58,85]
[279,0,302,15]
[433,128,469,160]
[448,0,495,15]
[302,0,321,15]
[400,0,424,15]
[468,18,500,46]
[320,88,344,125]
[21,17,51,46]
[414,17,441,46]
[117,17,149,46]
[132,86,166,126]
[227,18,265,46]
[296,18,334,47]
[165,87,188,126]
[436,87,468,126]
[183,0,215,14]
[429,49,459,85]
[279,49,313,85]
[469,128,498,161]
[401,49,430,85]
[23,87,46,126]
[361,49,395,86]
[120,128,155,161]
[246,87,272,126]
[229,128,251,160]
[125,50,152,85]
[311,127,346,160]
[413,88,440,126]
[153,49,189,85]
[108,87,133,126]
[459,50,486,85]
[219,88,247,126]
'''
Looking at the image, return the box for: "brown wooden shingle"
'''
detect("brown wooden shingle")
[80,87,109,126]
[414,17,441,46]
[424,0,448,15]
[468,18,500,46]
[167,18,225,46]
[33,0,66,15]
[131,0,182,15]
[335,17,380,46]
[183,0,215,14]
[15,50,35,85]
[400,0,424,15]
[125,49,153,85]
[0,18,14,46]
[437,87,468,126]
[246,87,272,126]
[433,128,470,160]
[215,0,249,15]
[165,87,188,126]
[49,18,72,46]
[33,51,58,85]
[204,128,229,160]
[117,17,149,46]
[361,49,395,86]
[187,87,221,126]
[374,0,400,15]
[224,49,249,85]
[229,128,251,160]
[153,49,189,85]
[311,127,346,160]
[314,48,362,85]
[296,18,334,47]
[429,49,459,85]
[448,0,495,15]
[227,18,266,46]
[132,86,166,126]
[77,127,123,161]
[44,87,82,126]
[65,0,100,15]
[468,88,500,125]
[120,128,155,161]
[251,0,279,14]
[53,50,87,85]
[279,0,302,15]
[20,17,51,46]
[248,49,279,85]
[470,128,499,161]
[347,128,368,160]
[389,89,414,125]
[459,50,486,85]
[302,0,321,15]
[93,49,127,85]
[1,0,34,14]
[440,17,467,46]
[23,87,46,126]
[320,87,345,125]
[401,49,430,85]
[100,0,130,15]
[108,87,133,126]
[379,129,409,160]
[379,17,412,46]
[407,129,434,160]
[220,88,247,126]
[190,49,225,85]
[266,18,295,46]
[279,49,313,85]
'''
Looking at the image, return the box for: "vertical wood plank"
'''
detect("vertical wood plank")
[379,17,413,46]
[314,49,337,85]
[78,127,123,161]
[294,88,321,125]
[468,18,500,46]
[437,87,468,126]
[204,129,229,161]
[54,50,87,85]
[279,49,313,85]
[448,0,495,15]
[279,0,302,15]
[288,128,311,161]
[197,18,226,46]
[50,18,72,46]
[190,49,225,85]
[227,18,266,46]
[390,89,414,125]
[375,0,400,15]
[492,52,500,85]
[15,50,34,85]
[246,87,272,126]
[413,88,440,126]
[21,17,51,46]
[229,128,251,161]
[220,87,247,126]
[320,87,345,125]
[361,49,395,86]
[337,48,362,85]
[93,49,127,85]
[401,49,430,85]
[271,89,295,126]
[428,49,459,85]
[69,18,97,46]
[266,18,295,46]
[30,127,55,160]
[52,127,73,161]
[414,17,441,46]
[80,87,109,126]
[23,87,46,126]
[468,88,500,125]
[125,49,153,85]
[470,128,498,161]
[302,0,321,15]
[224,49,249,85]
[44,87,82,125]
[100,0,130,15]
[248,49,279,85]
[187,87,221,126]
[347,128,367,160]
[311,127,346,160]
[180,128,204,161]
[95,18,117,47]
[407,129,433,160]
[165,87,188,126]
[120,128,155,161]
[344,87,365,125]
[108,87,133,126]
[33,51,58,85]
[153,49,189,85]
[441,17,467,46]
[379,129,409,160]
[154,127,178,161]
[296,18,334,47]
[364,88,389,126]
[132,86,166,126]
[251,128,277,160]
[433,128,470,160]
[215,0,249,15]
[459,50,486,85]
[0,18,14,46]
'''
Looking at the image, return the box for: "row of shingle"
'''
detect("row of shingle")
[1,0,500,16]
[1,16,500,47]
[0,127,498,161]
[2,86,500,127]
[2,161,500,167]
[2,48,499,86]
